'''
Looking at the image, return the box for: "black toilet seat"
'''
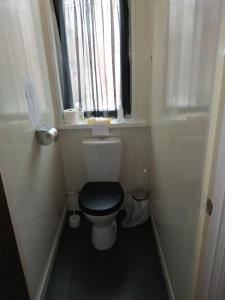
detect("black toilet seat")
[79,182,124,216]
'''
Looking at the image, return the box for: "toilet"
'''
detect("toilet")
[79,137,124,250]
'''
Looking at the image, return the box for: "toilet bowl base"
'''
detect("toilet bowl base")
[91,220,117,250]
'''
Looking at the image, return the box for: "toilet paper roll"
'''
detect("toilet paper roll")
[64,109,79,124]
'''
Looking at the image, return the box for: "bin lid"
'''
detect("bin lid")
[132,189,149,201]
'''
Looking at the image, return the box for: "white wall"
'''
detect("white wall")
[149,117,209,299]
[149,0,222,299]
[0,1,65,299]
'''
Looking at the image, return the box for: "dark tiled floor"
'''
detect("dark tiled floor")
[45,212,169,300]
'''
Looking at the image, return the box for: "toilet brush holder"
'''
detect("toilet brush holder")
[69,214,80,228]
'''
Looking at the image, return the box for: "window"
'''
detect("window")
[53,0,131,118]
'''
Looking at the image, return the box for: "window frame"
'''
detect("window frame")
[53,0,132,119]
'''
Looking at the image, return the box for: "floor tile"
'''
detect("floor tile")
[67,264,117,300]
[45,266,71,300]
[116,266,169,300]
[45,212,169,300]
[115,223,160,268]
[78,240,116,267]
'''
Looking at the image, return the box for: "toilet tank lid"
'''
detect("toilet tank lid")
[82,137,121,145]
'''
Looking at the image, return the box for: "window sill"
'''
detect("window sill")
[57,119,150,130]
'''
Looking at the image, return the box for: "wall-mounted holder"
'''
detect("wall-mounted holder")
[36,125,59,146]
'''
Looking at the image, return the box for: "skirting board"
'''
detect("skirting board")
[151,214,176,300]
[34,204,67,300]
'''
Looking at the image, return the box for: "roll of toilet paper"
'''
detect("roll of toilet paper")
[64,109,79,124]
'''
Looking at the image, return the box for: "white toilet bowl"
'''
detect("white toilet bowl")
[84,211,119,250]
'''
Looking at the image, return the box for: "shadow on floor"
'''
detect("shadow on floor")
[45,212,169,300]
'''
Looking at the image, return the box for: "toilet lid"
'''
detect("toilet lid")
[79,182,124,216]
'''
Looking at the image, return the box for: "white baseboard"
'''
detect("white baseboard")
[151,214,176,300]
[34,204,67,300]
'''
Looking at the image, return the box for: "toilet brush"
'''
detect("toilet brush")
[69,194,80,228]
